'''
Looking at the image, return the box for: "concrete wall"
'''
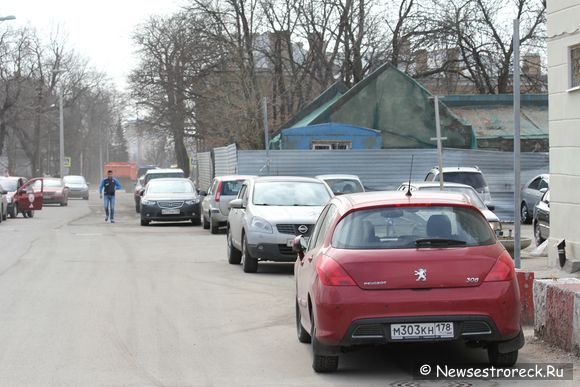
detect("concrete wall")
[547,1,580,267]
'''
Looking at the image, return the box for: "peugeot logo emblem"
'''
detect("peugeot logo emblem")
[298,225,308,234]
[415,268,427,281]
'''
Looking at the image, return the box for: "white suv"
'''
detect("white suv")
[424,166,492,205]
[226,176,333,273]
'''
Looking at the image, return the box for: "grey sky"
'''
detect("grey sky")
[2,0,183,90]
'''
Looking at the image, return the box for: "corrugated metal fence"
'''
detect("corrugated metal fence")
[213,144,238,177]
[197,152,213,192]
[234,148,549,221]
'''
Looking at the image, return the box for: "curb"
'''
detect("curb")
[534,278,580,355]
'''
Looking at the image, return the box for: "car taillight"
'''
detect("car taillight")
[316,256,356,286]
[215,181,223,202]
[484,252,515,282]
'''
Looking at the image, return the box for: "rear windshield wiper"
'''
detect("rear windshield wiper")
[415,238,467,247]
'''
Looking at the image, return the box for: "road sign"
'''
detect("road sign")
[64,157,71,168]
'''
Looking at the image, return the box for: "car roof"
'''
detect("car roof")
[401,182,474,189]
[146,168,184,174]
[333,191,474,212]
[214,175,256,181]
[315,174,362,181]
[253,176,326,183]
[147,177,192,183]
[433,167,482,173]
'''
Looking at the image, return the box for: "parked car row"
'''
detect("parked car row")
[0,174,90,224]
[132,166,525,373]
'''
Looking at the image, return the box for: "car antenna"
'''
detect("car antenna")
[405,155,414,197]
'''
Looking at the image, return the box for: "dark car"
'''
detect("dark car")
[140,178,201,226]
[520,174,549,224]
[34,178,69,206]
[533,189,550,246]
[63,175,89,200]
[293,191,523,372]
[0,176,28,218]
[134,175,146,213]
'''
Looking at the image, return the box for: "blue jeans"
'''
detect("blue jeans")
[104,195,116,220]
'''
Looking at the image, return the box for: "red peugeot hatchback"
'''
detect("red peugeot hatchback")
[293,191,523,373]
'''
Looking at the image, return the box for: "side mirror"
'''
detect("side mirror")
[229,198,244,209]
[486,204,495,211]
[292,235,307,260]
[139,190,145,197]
[199,190,207,196]
[539,187,548,194]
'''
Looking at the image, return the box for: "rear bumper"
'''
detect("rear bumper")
[209,209,228,224]
[43,196,65,204]
[247,243,297,262]
[68,189,88,198]
[312,281,522,348]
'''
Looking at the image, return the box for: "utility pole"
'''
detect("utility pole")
[58,87,65,178]
[431,96,447,190]
[262,97,270,175]
[513,19,522,269]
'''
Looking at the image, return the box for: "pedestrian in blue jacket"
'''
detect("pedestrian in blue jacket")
[98,170,122,223]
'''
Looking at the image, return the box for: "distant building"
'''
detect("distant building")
[269,123,381,150]
[442,94,548,152]
[278,63,548,152]
[547,1,580,270]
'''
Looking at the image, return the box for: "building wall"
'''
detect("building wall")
[547,0,580,267]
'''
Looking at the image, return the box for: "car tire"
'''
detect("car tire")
[83,196,89,200]
[227,228,242,264]
[191,214,201,226]
[203,212,210,229]
[520,202,531,224]
[242,234,258,273]
[296,300,311,343]
[9,207,16,218]
[140,219,150,226]
[487,345,518,367]
[26,210,34,218]
[1,208,5,221]
[210,215,219,234]
[311,312,338,373]
[534,221,545,246]
[135,203,140,213]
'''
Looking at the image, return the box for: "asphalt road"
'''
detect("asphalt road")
[0,193,576,386]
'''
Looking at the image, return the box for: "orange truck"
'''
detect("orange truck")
[104,162,137,192]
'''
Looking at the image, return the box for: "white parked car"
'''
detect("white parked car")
[315,174,365,195]
[398,182,502,233]
[226,176,333,273]
[424,166,492,205]
[201,175,255,234]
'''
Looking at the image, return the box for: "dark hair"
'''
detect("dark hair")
[107,170,113,174]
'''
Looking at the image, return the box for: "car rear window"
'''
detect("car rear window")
[0,179,17,191]
[220,180,244,196]
[443,172,487,190]
[332,206,495,250]
[323,179,364,194]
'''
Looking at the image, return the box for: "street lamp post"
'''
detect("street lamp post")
[58,87,64,178]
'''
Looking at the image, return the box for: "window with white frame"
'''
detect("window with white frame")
[571,45,580,88]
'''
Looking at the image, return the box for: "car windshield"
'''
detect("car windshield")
[332,206,495,250]
[64,176,86,184]
[442,172,487,190]
[0,179,18,191]
[253,181,331,206]
[323,178,364,194]
[36,180,62,188]
[147,180,194,194]
[220,180,245,196]
[420,186,486,210]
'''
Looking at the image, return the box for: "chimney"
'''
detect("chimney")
[522,54,541,78]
